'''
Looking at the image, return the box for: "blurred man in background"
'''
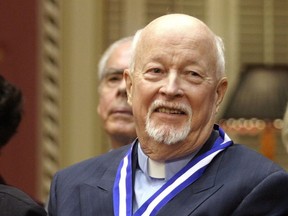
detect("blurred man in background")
[97,36,136,149]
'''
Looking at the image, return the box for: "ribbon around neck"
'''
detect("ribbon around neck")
[113,125,233,216]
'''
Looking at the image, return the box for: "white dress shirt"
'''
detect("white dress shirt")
[133,142,199,212]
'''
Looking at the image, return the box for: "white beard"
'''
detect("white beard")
[145,100,192,145]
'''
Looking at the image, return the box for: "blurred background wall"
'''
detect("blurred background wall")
[0,0,287,202]
[0,0,39,201]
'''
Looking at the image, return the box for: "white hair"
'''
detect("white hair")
[98,36,133,80]
[214,35,226,78]
[129,29,143,74]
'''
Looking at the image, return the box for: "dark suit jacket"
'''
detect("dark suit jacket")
[0,184,47,216]
[48,139,288,216]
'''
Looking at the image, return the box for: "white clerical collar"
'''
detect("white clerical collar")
[137,141,199,180]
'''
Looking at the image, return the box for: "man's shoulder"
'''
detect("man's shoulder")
[0,184,35,202]
[223,143,286,174]
[0,184,46,215]
[54,144,132,182]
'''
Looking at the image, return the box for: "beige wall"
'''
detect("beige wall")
[40,0,107,200]
[60,0,105,168]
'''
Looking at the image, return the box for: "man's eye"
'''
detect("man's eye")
[183,70,205,84]
[107,75,122,82]
[152,68,162,73]
[103,74,123,87]
[188,71,200,77]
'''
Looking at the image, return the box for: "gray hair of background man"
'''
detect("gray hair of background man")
[129,29,226,79]
[98,36,134,81]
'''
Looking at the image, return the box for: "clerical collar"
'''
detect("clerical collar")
[137,142,199,180]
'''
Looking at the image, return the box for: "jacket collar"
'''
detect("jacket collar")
[82,130,223,215]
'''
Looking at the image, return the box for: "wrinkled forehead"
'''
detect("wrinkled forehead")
[133,21,216,70]
[138,15,215,53]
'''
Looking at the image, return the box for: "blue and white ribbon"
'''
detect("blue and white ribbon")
[113,125,233,216]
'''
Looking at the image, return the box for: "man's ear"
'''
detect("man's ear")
[215,77,228,113]
[124,69,132,105]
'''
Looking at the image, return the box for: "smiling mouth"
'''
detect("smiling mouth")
[155,107,186,115]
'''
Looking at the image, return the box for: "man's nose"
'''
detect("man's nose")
[117,78,127,97]
[159,72,183,98]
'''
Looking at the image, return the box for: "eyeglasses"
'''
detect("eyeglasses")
[101,69,125,88]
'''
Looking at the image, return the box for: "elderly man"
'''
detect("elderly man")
[48,14,288,216]
[97,36,136,149]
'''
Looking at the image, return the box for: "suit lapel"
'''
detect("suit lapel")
[79,145,133,215]
[77,132,224,216]
[157,145,224,216]
[156,130,224,216]
[79,183,114,215]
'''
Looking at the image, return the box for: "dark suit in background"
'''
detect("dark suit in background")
[0,75,47,216]
[0,183,47,216]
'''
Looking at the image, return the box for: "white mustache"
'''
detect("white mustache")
[148,100,192,116]
[145,100,192,145]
